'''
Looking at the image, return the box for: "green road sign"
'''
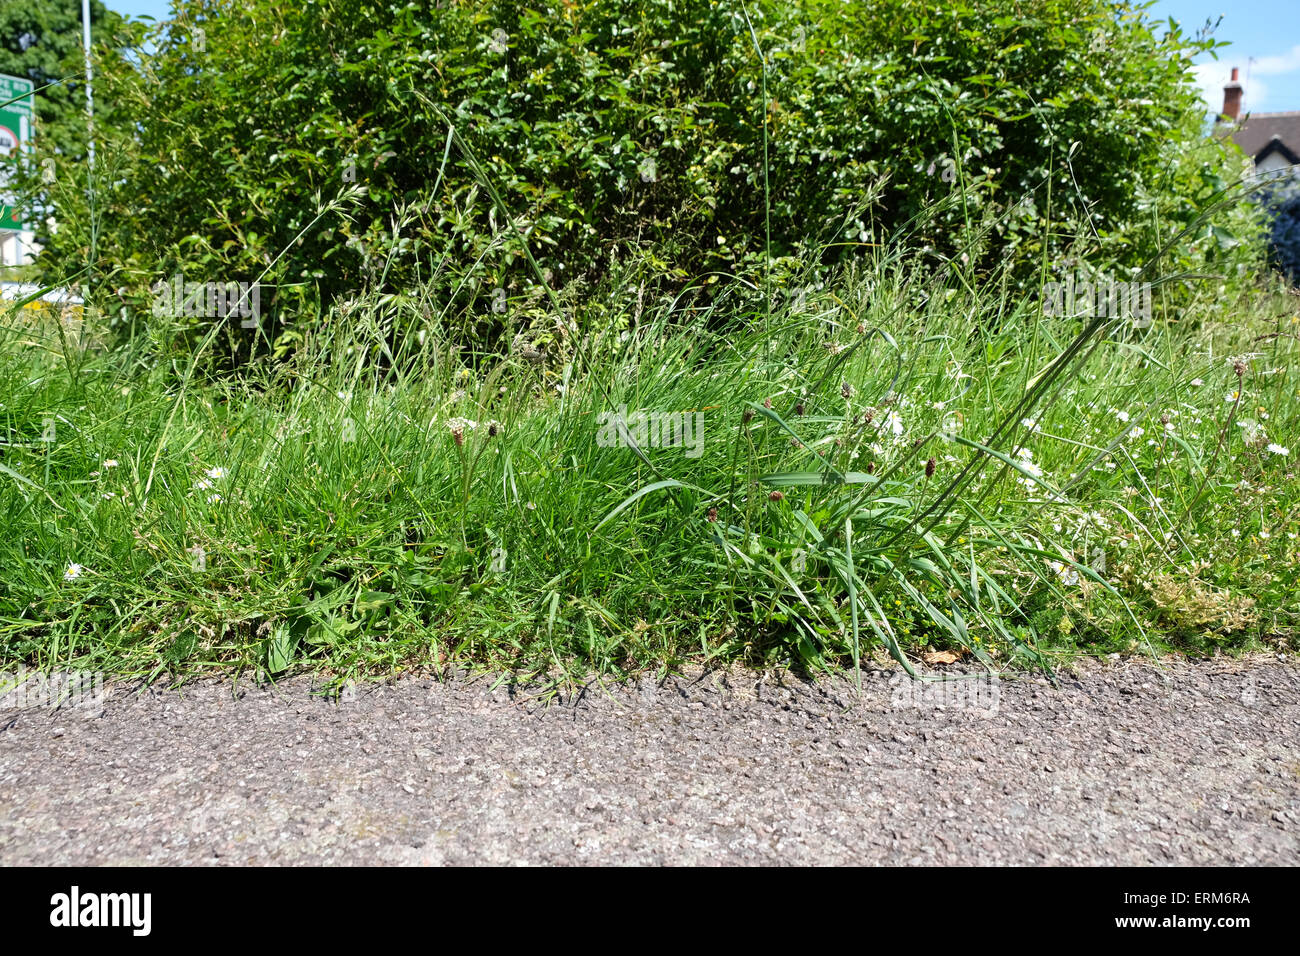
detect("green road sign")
[0,73,35,233]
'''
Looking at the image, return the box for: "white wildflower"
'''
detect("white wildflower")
[1047,560,1080,586]
[1238,419,1267,446]
[1016,449,1044,485]
[447,416,477,446]
[881,410,904,438]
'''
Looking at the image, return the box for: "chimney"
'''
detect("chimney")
[1222,67,1243,121]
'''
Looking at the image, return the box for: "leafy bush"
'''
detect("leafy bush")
[22,0,1260,359]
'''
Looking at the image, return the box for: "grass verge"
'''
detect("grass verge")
[3,250,1298,691]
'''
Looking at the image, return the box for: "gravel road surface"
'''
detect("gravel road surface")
[2,658,1298,865]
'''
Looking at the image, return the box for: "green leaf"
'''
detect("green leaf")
[264,623,297,675]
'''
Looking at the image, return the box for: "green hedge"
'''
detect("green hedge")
[22,0,1259,357]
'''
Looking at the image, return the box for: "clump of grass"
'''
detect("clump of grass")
[3,229,1298,691]
[1145,571,1258,639]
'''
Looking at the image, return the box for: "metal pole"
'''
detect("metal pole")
[82,0,93,165]
[82,0,94,310]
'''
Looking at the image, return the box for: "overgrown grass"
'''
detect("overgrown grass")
[3,243,1298,691]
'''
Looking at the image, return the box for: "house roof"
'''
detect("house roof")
[1257,138,1300,166]
[1232,111,1300,159]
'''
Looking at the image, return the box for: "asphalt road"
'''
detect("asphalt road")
[2,658,1297,865]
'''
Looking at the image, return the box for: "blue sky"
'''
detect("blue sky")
[108,0,173,22]
[1153,0,1300,113]
[107,0,1300,113]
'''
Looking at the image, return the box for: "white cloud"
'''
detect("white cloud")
[1250,45,1300,77]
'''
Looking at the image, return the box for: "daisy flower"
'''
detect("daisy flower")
[205,466,228,480]
[63,563,85,581]
[1015,449,1044,484]
[1268,443,1290,457]
[1046,559,1080,586]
